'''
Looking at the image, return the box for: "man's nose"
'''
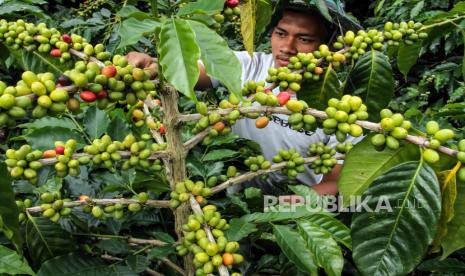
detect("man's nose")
[280,37,297,55]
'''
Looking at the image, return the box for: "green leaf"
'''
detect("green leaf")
[397,43,421,78]
[125,255,149,273]
[37,253,112,276]
[458,28,465,82]
[256,0,273,37]
[24,127,85,151]
[243,205,329,224]
[418,257,465,272]
[0,245,35,275]
[315,0,332,22]
[351,161,441,276]
[288,185,319,207]
[202,149,238,162]
[0,2,43,16]
[346,50,394,121]
[410,0,424,18]
[117,18,160,49]
[158,18,200,100]
[297,221,343,276]
[432,169,458,252]
[338,134,420,207]
[177,0,224,16]
[83,105,110,139]
[96,240,131,255]
[19,117,75,131]
[26,216,77,265]
[298,67,341,110]
[0,162,22,251]
[117,5,151,19]
[305,213,352,250]
[225,218,257,241]
[441,178,465,258]
[147,246,175,260]
[187,20,243,98]
[8,49,63,75]
[108,110,130,141]
[273,225,318,275]
[240,0,256,55]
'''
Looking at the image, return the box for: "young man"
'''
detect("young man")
[127,3,360,196]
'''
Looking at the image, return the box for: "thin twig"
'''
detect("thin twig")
[26,198,171,213]
[183,126,212,151]
[211,154,344,194]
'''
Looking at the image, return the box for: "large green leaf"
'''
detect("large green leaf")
[25,216,77,265]
[37,253,113,276]
[305,214,352,250]
[177,0,224,16]
[24,127,85,151]
[240,0,256,55]
[7,48,63,75]
[19,117,75,131]
[346,50,394,121]
[188,20,242,98]
[298,67,341,110]
[432,169,458,252]
[117,18,160,49]
[351,161,441,276]
[338,134,420,206]
[243,205,329,224]
[315,0,332,22]
[297,221,343,276]
[202,149,238,162]
[256,0,273,37]
[0,245,35,275]
[0,2,44,16]
[397,43,421,78]
[441,178,465,258]
[107,109,131,141]
[83,105,110,139]
[225,218,257,241]
[273,225,318,275]
[0,162,22,251]
[158,18,200,100]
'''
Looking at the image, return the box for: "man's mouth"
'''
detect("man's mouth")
[276,56,290,66]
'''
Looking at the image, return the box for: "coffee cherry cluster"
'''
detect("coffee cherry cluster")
[323,95,367,142]
[209,0,241,32]
[191,109,233,145]
[0,19,111,62]
[335,141,354,154]
[66,56,156,109]
[371,109,412,151]
[267,65,311,92]
[53,139,81,177]
[39,192,72,223]
[121,134,164,171]
[272,148,306,179]
[5,145,43,183]
[84,135,122,169]
[382,21,427,46]
[16,198,32,223]
[82,192,148,219]
[421,121,456,164]
[177,205,243,276]
[307,142,338,175]
[170,180,212,208]
[244,155,272,171]
[458,140,465,182]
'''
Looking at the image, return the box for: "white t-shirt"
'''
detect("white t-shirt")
[228,51,340,192]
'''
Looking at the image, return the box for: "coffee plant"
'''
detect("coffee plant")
[1,0,465,275]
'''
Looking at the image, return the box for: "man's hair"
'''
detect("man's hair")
[270,3,332,42]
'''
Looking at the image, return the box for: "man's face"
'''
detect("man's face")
[271,11,324,67]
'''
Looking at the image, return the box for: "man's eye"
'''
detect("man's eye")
[300,37,313,43]
[275,31,285,37]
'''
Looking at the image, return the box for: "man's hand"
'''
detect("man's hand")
[126,51,158,78]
